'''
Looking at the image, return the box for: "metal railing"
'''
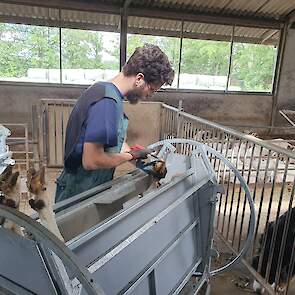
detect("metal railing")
[38,99,76,167]
[160,103,295,294]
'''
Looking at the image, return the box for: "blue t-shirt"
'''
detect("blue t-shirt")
[74,82,124,156]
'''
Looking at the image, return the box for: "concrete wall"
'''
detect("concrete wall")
[153,91,272,127]
[124,102,162,147]
[275,28,295,126]
[0,83,273,128]
[0,83,83,124]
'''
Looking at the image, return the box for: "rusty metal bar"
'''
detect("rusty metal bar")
[237,142,256,251]
[257,154,280,275]
[253,150,272,250]
[265,158,289,283]
[275,174,295,290]
[232,141,249,249]
[224,139,241,238]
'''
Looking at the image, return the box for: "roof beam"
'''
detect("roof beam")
[1,0,283,29]
[261,29,278,44]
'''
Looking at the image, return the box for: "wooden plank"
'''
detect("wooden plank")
[47,104,56,166]
[54,103,64,166]
[61,103,69,157]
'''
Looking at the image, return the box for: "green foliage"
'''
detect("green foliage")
[230,43,276,91]
[0,23,277,91]
[27,26,59,69]
[0,23,59,78]
[181,39,230,75]
[61,29,104,69]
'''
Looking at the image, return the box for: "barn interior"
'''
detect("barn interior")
[1,0,295,294]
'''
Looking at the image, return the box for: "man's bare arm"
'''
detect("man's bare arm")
[82,142,132,170]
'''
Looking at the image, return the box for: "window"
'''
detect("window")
[61,29,120,84]
[0,23,59,83]
[229,42,277,92]
[179,22,232,90]
[180,39,230,90]
[228,26,279,92]
[0,6,280,93]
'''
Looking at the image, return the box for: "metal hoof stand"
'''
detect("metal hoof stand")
[0,139,255,295]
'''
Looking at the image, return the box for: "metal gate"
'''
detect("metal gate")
[161,103,295,294]
[38,98,75,167]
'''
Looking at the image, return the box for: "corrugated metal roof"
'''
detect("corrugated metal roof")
[0,2,282,44]
[132,0,295,21]
[0,3,120,31]
[128,16,182,33]
[128,16,279,44]
[61,9,120,29]
[0,3,59,20]
[1,0,295,22]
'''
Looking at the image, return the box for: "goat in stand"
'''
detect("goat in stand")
[0,165,22,235]
[27,167,64,242]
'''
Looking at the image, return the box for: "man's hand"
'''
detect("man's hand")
[128,145,153,160]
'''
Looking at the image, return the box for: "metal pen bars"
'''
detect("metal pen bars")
[161,103,295,295]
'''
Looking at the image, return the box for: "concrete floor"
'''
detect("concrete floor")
[17,167,295,294]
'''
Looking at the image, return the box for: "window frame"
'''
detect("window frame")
[0,12,280,95]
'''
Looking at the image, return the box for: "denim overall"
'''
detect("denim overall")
[55,84,128,202]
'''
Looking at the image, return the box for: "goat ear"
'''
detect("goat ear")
[33,167,45,184]
[27,167,37,186]
[39,166,45,185]
[0,165,13,182]
[27,167,36,178]
[9,172,20,187]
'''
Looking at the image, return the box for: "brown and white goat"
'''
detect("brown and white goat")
[0,165,22,235]
[27,167,64,241]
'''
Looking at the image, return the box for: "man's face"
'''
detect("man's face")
[126,75,161,104]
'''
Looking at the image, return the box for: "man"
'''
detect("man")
[55,44,174,202]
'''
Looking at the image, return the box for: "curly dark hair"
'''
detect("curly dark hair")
[122,44,174,86]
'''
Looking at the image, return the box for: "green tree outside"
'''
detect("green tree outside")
[61,28,104,69]
[0,23,277,91]
[0,23,59,78]
[230,43,277,91]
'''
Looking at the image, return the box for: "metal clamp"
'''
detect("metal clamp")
[148,138,256,277]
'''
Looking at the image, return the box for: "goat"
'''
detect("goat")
[150,160,168,188]
[0,166,22,235]
[252,207,295,293]
[27,167,64,241]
